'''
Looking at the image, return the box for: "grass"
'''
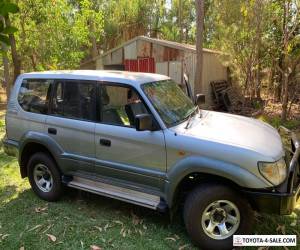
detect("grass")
[0,120,299,250]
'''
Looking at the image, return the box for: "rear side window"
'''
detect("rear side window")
[18,79,52,114]
[51,80,96,121]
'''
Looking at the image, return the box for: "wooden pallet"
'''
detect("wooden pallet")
[211,80,231,110]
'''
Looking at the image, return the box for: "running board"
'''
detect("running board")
[67,176,164,210]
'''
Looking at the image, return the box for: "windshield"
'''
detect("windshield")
[142,80,196,127]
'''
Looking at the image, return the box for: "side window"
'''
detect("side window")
[18,79,52,114]
[100,84,148,127]
[51,80,96,121]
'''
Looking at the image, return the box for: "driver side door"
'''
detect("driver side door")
[94,82,166,191]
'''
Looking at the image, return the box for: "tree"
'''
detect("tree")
[0,0,18,46]
[279,0,300,121]
[194,0,204,95]
[161,0,196,43]
[0,0,19,96]
[9,0,104,71]
[74,0,104,60]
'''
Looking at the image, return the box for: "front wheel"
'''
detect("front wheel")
[183,183,253,250]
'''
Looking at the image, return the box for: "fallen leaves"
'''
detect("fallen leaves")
[290,220,297,227]
[104,223,112,232]
[28,224,42,232]
[178,244,189,250]
[165,234,180,242]
[114,220,123,227]
[93,226,103,233]
[90,245,102,250]
[165,237,176,242]
[41,224,53,234]
[131,211,142,226]
[119,227,131,238]
[46,233,57,242]
[0,234,10,240]
[35,206,48,213]
[276,224,286,235]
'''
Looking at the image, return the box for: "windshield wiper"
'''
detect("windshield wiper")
[184,107,198,129]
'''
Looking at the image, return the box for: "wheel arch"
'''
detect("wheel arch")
[19,132,63,178]
[169,172,242,210]
[165,156,267,208]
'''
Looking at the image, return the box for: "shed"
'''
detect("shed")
[80,36,228,106]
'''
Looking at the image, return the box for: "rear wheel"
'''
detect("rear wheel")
[27,152,62,201]
[183,183,253,250]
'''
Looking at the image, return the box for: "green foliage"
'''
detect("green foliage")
[8,0,104,71]
[0,1,18,16]
[160,0,196,43]
[258,114,300,130]
[100,0,155,50]
[207,0,299,99]
[0,0,18,46]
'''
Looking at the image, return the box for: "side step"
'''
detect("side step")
[67,176,165,210]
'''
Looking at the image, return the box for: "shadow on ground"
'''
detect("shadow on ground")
[0,179,299,250]
[0,180,194,250]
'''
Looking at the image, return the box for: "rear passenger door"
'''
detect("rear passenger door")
[46,80,97,175]
[94,83,166,191]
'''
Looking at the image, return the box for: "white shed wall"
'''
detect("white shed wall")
[124,41,137,59]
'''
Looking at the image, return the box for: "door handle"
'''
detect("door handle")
[48,128,57,135]
[100,139,111,147]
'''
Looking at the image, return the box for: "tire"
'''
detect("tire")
[27,152,62,201]
[183,183,253,250]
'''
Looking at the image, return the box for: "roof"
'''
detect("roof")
[81,36,222,66]
[102,36,222,57]
[21,70,170,86]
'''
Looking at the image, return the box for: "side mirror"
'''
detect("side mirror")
[135,114,153,131]
[195,94,205,107]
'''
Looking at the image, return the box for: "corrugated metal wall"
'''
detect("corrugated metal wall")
[169,61,182,84]
[182,52,227,105]
[124,58,155,73]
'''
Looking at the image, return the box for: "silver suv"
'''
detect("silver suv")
[4,70,300,250]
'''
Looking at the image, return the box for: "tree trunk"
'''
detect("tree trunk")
[280,0,290,122]
[5,15,21,82]
[281,71,289,121]
[194,0,204,96]
[255,64,261,99]
[178,0,183,42]
[30,53,37,71]
[275,56,283,102]
[89,19,98,60]
[268,62,275,97]
[1,43,10,99]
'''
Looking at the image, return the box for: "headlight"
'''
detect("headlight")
[258,158,287,185]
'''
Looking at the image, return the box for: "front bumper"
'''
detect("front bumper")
[243,132,300,215]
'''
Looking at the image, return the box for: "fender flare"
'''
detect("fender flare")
[18,131,64,167]
[165,155,267,207]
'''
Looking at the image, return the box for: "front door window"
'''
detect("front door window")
[100,85,148,127]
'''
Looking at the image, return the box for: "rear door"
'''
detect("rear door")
[94,82,166,191]
[46,79,97,174]
[8,78,52,141]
